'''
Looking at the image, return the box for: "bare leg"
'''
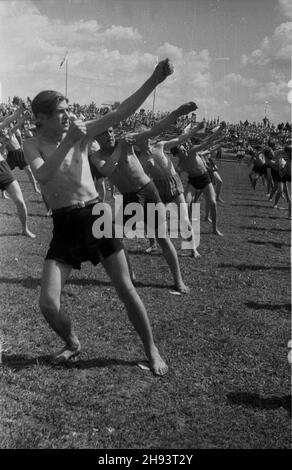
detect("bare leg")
[123,244,136,282]
[5,180,36,238]
[174,193,200,257]
[202,183,223,236]
[24,165,41,193]
[39,259,80,359]
[153,205,189,293]
[272,182,281,207]
[283,182,291,217]
[213,171,224,202]
[102,249,168,376]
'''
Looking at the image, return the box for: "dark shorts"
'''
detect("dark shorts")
[0,160,15,190]
[188,171,211,190]
[271,168,285,183]
[120,181,163,234]
[153,173,184,203]
[6,149,27,170]
[253,164,267,176]
[46,202,123,270]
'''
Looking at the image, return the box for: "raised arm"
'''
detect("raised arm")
[0,105,24,130]
[84,59,174,140]
[188,124,226,156]
[90,137,134,177]
[7,114,27,138]
[132,102,198,144]
[163,120,206,151]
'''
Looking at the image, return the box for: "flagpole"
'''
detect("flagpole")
[152,87,156,115]
[65,57,68,98]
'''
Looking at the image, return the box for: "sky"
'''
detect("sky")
[0,0,291,123]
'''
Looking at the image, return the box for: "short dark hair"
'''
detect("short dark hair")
[31,90,68,120]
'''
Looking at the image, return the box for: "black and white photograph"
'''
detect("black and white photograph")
[0,0,291,451]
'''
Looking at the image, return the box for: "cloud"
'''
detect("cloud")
[252,77,288,103]
[241,21,292,66]
[102,25,142,40]
[279,0,292,20]
[223,73,257,87]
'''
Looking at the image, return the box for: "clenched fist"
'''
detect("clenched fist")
[153,58,174,84]
[66,119,87,144]
[178,102,198,116]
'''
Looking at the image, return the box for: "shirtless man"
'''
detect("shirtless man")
[247,145,267,190]
[91,103,198,292]
[132,117,204,257]
[264,146,290,210]
[279,144,291,218]
[171,124,226,236]
[0,106,36,238]
[3,113,40,194]
[23,59,173,376]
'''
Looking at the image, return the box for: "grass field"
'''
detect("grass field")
[0,160,291,449]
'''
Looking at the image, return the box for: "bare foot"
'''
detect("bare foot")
[175,282,190,294]
[22,229,36,239]
[191,249,201,258]
[145,245,159,254]
[52,341,81,363]
[147,346,168,377]
[213,229,224,236]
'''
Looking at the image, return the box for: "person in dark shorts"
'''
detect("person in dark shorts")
[130,115,203,257]
[174,122,226,236]
[3,114,41,194]
[23,58,174,376]
[0,108,36,238]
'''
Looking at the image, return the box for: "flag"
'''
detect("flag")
[59,50,68,69]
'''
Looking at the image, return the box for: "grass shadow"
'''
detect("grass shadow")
[218,263,290,272]
[1,353,139,372]
[241,214,286,220]
[0,276,170,290]
[227,392,291,416]
[0,233,21,237]
[230,203,271,209]
[239,225,290,232]
[245,301,291,312]
[247,240,289,249]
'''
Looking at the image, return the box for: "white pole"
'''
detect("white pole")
[65,58,68,98]
[152,87,156,115]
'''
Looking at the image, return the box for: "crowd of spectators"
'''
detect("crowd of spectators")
[1,96,291,151]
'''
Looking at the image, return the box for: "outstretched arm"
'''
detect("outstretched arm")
[163,121,206,150]
[132,102,198,144]
[188,124,226,156]
[90,137,135,177]
[0,105,24,130]
[7,114,27,138]
[84,59,174,140]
